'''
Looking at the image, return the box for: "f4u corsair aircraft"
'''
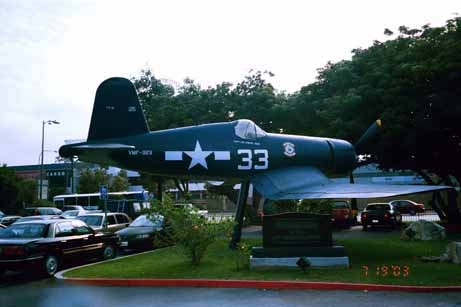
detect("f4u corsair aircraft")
[59,77,449,246]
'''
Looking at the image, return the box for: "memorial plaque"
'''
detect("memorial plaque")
[263,212,332,248]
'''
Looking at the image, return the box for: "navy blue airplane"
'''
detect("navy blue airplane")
[59,77,449,246]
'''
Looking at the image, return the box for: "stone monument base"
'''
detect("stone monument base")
[250,256,350,268]
[251,245,346,258]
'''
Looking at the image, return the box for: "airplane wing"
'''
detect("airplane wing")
[251,166,451,200]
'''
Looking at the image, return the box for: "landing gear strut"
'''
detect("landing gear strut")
[229,181,250,249]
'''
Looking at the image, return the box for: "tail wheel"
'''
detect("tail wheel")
[102,245,116,260]
[43,255,59,277]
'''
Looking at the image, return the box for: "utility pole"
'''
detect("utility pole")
[39,120,60,200]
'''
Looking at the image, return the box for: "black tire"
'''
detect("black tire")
[362,224,368,231]
[43,254,59,277]
[409,210,416,216]
[143,240,154,251]
[101,244,116,260]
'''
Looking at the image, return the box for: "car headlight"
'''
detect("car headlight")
[136,234,150,239]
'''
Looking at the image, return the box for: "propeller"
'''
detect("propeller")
[354,119,382,155]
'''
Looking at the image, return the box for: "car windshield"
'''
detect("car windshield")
[366,204,390,211]
[77,216,103,226]
[130,215,163,227]
[234,119,266,140]
[0,223,48,239]
[62,211,79,217]
[332,202,349,208]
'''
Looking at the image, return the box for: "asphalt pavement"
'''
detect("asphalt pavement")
[1,278,461,307]
[1,223,461,307]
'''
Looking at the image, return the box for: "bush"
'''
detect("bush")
[147,197,233,266]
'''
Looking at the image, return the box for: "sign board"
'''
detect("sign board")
[263,212,332,248]
[99,185,108,200]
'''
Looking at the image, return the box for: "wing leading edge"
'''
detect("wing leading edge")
[251,166,451,200]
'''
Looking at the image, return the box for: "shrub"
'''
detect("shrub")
[147,196,233,266]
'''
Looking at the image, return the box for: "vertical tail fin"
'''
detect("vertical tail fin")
[87,77,149,141]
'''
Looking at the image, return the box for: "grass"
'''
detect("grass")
[65,234,461,286]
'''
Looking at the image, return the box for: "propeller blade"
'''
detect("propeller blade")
[355,119,382,153]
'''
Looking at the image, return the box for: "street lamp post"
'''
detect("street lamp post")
[39,120,60,200]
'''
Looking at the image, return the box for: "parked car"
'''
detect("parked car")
[0,216,22,226]
[0,219,120,277]
[331,200,356,228]
[77,212,132,233]
[24,207,62,216]
[13,215,66,224]
[389,200,425,215]
[174,203,208,219]
[62,205,86,212]
[361,203,402,230]
[116,214,164,250]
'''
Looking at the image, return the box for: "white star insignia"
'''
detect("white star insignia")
[184,141,212,169]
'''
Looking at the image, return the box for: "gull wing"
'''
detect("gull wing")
[251,166,450,200]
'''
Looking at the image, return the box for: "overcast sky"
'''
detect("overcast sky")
[0,0,459,166]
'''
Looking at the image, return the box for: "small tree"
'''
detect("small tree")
[78,168,110,193]
[148,197,233,266]
[110,170,129,192]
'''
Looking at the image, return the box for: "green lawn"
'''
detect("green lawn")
[65,234,461,286]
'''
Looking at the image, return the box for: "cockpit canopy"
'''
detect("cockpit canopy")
[234,119,267,140]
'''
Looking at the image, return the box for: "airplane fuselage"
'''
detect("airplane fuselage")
[61,121,357,181]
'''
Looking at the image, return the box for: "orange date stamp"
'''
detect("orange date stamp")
[362,265,410,278]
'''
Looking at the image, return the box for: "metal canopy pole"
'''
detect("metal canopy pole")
[229,181,250,249]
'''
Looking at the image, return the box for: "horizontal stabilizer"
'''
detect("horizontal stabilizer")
[73,143,135,150]
[59,142,134,158]
[251,167,451,200]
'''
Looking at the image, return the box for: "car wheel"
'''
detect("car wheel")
[43,254,59,277]
[362,224,368,231]
[102,245,116,260]
[409,210,416,216]
[143,240,154,251]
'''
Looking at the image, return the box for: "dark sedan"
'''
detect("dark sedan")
[0,219,120,277]
[389,200,425,215]
[116,214,164,250]
[361,203,402,230]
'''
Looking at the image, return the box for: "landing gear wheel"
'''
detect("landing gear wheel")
[102,245,116,260]
[43,255,59,277]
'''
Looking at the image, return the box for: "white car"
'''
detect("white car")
[61,210,88,219]
[174,203,208,218]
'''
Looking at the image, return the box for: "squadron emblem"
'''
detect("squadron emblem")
[283,142,296,157]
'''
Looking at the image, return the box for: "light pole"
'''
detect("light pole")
[39,120,60,200]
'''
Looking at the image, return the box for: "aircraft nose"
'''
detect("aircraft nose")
[326,139,357,173]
